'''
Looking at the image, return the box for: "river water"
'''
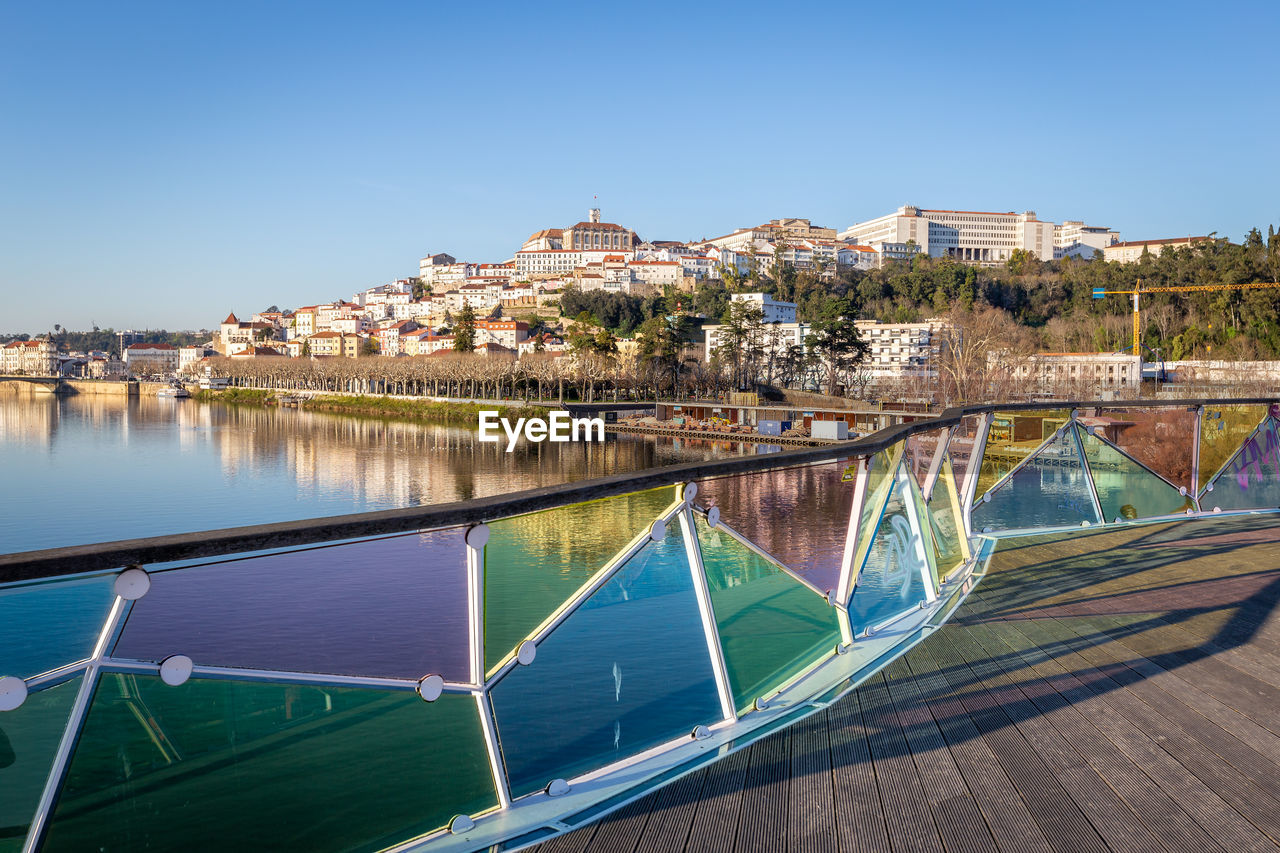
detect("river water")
[0,394,755,553]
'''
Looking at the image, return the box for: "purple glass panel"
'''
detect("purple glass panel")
[114,528,469,681]
[698,459,858,594]
[905,428,947,488]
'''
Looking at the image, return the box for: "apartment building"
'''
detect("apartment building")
[839,205,1055,265]
[699,218,837,251]
[1,339,58,375]
[856,320,949,379]
[837,244,879,271]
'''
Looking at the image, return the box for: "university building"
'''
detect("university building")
[838,205,1056,266]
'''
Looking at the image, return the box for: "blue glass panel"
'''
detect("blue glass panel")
[489,522,721,799]
[0,677,81,850]
[971,427,1101,532]
[848,465,931,633]
[114,528,469,681]
[1204,417,1280,510]
[0,576,115,680]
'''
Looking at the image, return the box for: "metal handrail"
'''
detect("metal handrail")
[2,396,1272,583]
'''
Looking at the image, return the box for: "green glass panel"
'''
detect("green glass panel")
[926,458,968,581]
[976,409,1071,500]
[484,485,678,674]
[1077,425,1191,521]
[848,464,932,632]
[696,515,843,713]
[489,522,721,798]
[971,426,1101,531]
[850,445,902,581]
[1198,404,1268,493]
[904,428,946,488]
[42,676,496,852]
[0,677,81,851]
[1203,417,1280,510]
[945,415,984,501]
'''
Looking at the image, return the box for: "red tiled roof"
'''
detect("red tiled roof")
[128,342,177,350]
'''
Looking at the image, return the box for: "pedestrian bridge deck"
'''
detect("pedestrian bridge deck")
[539,513,1280,852]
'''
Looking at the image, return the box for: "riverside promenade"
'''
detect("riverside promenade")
[541,513,1280,852]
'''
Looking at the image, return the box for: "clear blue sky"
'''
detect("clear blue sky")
[2,0,1277,334]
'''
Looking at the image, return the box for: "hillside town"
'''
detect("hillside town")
[6,204,1278,403]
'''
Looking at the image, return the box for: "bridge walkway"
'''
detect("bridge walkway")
[536,514,1280,852]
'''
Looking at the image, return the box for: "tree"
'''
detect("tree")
[637,313,690,399]
[453,305,477,352]
[807,297,868,396]
[359,337,379,356]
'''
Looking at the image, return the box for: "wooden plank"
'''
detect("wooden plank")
[902,641,1056,853]
[881,657,995,853]
[918,625,1110,853]
[857,673,943,853]
[788,710,838,853]
[683,743,751,853]
[826,687,892,853]
[734,735,791,853]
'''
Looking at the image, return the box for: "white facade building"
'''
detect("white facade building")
[729,293,798,324]
[1,339,58,375]
[837,244,879,271]
[839,205,1056,265]
[515,250,583,279]
[1054,221,1120,259]
[1102,237,1210,264]
[855,320,949,379]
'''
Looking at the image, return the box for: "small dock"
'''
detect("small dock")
[538,514,1280,852]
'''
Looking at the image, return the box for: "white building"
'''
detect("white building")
[703,322,812,362]
[628,260,682,290]
[1102,237,1210,264]
[418,252,457,279]
[179,345,217,373]
[1012,353,1141,390]
[839,205,1056,266]
[729,293,798,324]
[515,250,583,279]
[1,339,58,375]
[838,244,879,271]
[1054,221,1120,259]
[123,343,179,374]
[855,320,949,380]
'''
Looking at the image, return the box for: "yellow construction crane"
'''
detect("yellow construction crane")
[1092,279,1280,355]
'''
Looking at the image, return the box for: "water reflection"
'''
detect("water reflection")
[0,395,750,552]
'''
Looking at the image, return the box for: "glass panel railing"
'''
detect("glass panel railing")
[1077,425,1191,521]
[971,426,1100,532]
[695,460,859,595]
[848,461,931,632]
[905,427,947,489]
[488,521,721,799]
[1198,404,1270,494]
[42,676,497,851]
[902,464,941,592]
[1202,414,1280,510]
[1,576,116,681]
[114,529,471,681]
[925,457,967,581]
[975,409,1071,501]
[483,486,677,675]
[945,415,985,501]
[694,514,842,713]
[1079,406,1196,493]
[848,445,903,589]
[0,676,81,851]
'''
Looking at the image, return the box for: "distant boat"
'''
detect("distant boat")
[157,385,190,398]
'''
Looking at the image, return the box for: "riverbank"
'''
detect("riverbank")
[192,388,551,426]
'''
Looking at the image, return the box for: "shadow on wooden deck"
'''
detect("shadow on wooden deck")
[535,513,1280,852]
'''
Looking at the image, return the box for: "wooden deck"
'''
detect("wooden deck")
[535,513,1280,852]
